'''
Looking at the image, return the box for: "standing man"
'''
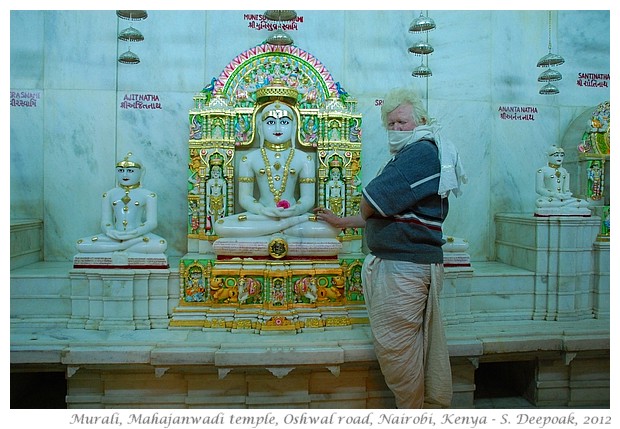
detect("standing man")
[315,88,465,408]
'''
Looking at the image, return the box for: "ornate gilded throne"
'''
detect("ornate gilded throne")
[170,43,365,333]
[569,100,610,242]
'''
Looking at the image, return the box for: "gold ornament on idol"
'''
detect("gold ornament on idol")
[116,152,142,169]
[548,162,562,178]
[119,182,140,206]
[261,145,295,203]
[263,140,292,152]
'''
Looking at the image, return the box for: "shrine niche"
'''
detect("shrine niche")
[171,43,365,333]
[564,101,610,242]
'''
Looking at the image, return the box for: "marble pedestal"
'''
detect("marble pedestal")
[212,236,342,258]
[495,213,603,321]
[68,268,172,330]
[442,235,471,267]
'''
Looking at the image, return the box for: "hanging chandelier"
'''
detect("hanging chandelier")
[537,11,564,95]
[409,11,435,78]
[117,10,147,65]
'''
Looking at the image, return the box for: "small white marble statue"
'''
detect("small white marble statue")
[205,163,227,226]
[74,152,167,267]
[535,145,590,216]
[325,165,346,217]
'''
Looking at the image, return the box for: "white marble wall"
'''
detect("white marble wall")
[9,10,610,262]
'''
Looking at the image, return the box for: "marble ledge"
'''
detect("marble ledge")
[214,343,345,367]
[562,334,610,352]
[11,258,183,275]
[465,261,533,276]
[61,345,154,365]
[480,337,564,355]
[447,319,609,356]
[150,346,219,366]
[12,261,81,277]
[11,346,66,365]
[13,259,525,274]
[445,339,483,358]
[10,218,43,230]
[11,318,609,369]
[339,340,378,362]
[138,342,366,368]
[12,259,530,280]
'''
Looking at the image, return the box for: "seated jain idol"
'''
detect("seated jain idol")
[73,152,168,268]
[535,145,590,217]
[212,81,341,259]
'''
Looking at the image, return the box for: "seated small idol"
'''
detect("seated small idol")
[535,145,590,216]
[76,152,168,254]
[213,85,340,249]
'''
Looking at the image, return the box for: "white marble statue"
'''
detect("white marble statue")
[535,145,590,216]
[325,165,346,217]
[74,152,167,265]
[213,99,339,239]
[205,163,227,226]
[211,81,341,257]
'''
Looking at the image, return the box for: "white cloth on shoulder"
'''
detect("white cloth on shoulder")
[412,123,467,198]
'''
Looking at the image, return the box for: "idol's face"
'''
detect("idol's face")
[548,151,565,165]
[116,167,141,187]
[262,114,294,144]
[386,103,417,131]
